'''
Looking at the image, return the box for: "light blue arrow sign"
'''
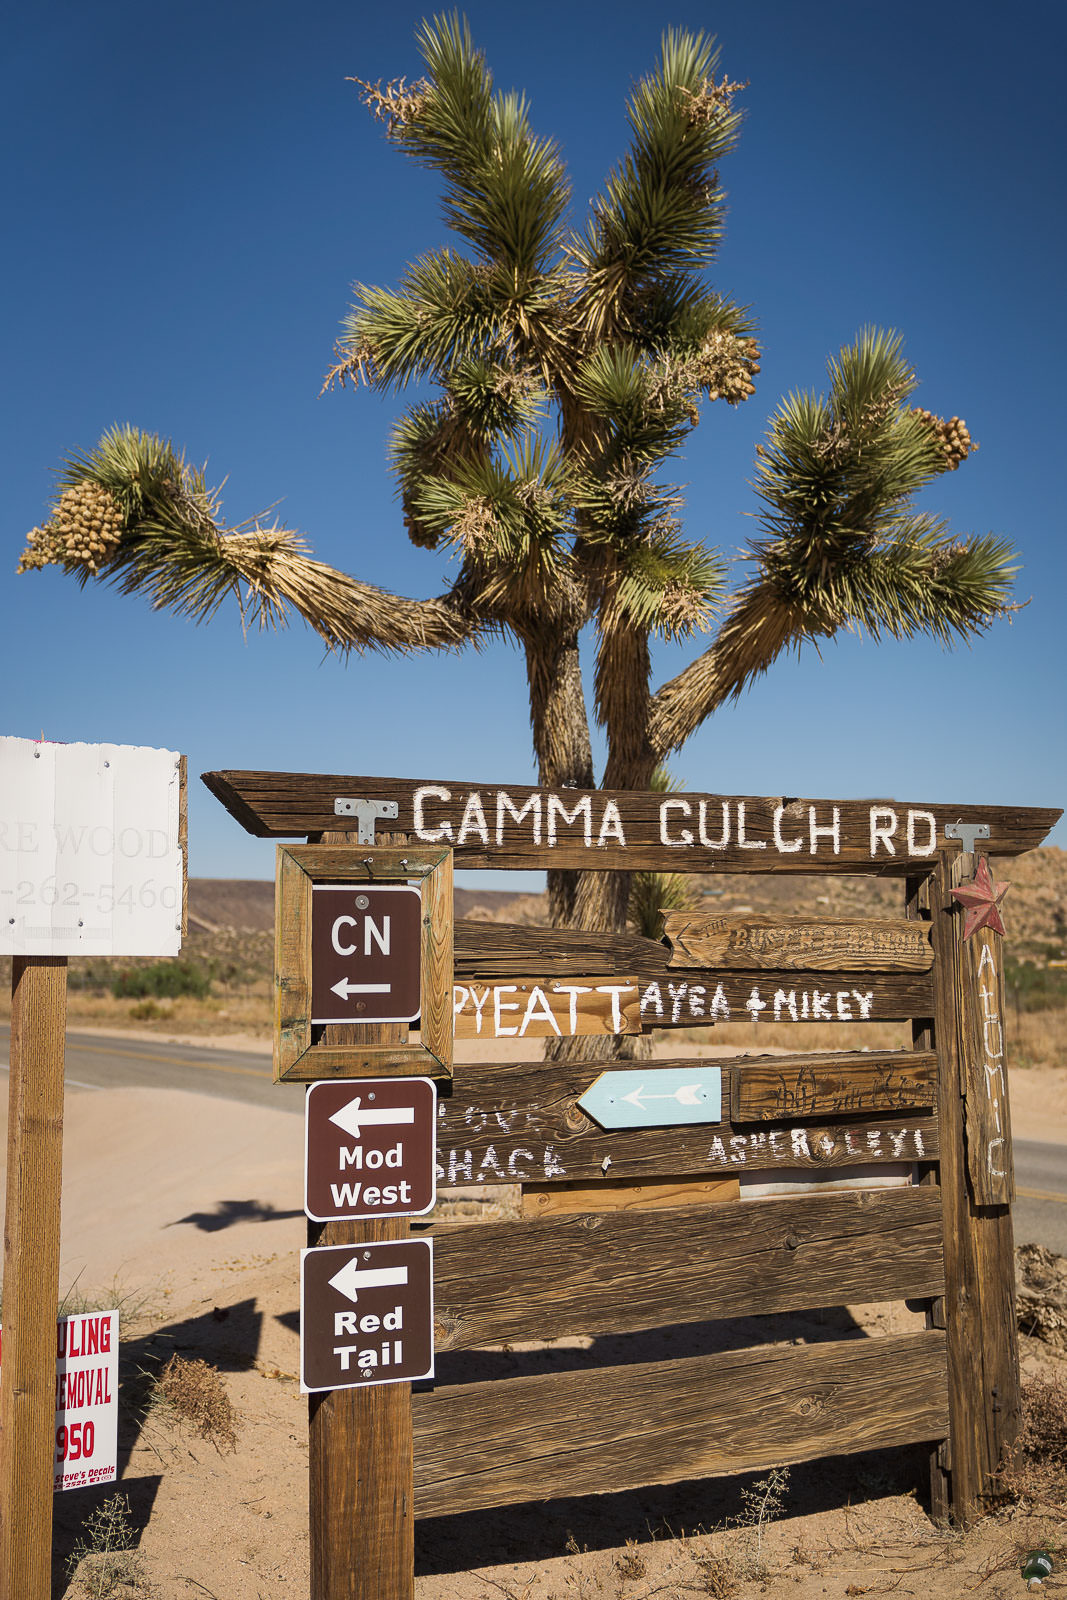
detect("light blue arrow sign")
[578,1067,722,1130]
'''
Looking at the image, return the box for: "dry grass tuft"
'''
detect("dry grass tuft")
[997,1372,1067,1510]
[1017,1244,1067,1350]
[612,1538,647,1581]
[691,1548,740,1597]
[66,1493,149,1598]
[154,1354,240,1453]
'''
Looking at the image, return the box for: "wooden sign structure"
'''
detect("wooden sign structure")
[274,845,453,1081]
[0,739,186,1600]
[208,766,1062,1600]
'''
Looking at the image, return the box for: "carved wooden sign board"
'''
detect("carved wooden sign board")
[453,978,640,1040]
[204,768,1059,872]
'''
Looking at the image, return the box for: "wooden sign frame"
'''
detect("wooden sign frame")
[274,844,453,1082]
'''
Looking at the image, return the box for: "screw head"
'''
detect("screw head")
[355,894,370,910]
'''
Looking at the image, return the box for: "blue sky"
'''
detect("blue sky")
[4,0,1064,884]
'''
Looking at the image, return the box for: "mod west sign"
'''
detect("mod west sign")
[304,1078,436,1221]
[0,737,185,955]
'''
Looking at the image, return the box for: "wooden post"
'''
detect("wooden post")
[307,832,414,1600]
[0,956,67,1600]
[926,853,1020,1523]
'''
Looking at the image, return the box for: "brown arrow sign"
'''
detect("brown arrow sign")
[300,1239,434,1392]
[310,883,422,1024]
[304,1078,437,1222]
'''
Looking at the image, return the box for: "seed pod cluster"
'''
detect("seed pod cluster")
[699,332,761,405]
[18,482,125,574]
[913,408,978,470]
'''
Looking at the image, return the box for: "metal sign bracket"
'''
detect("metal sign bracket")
[945,821,991,854]
[334,797,399,844]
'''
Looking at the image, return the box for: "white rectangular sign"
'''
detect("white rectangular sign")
[0,736,184,956]
[0,1310,119,1492]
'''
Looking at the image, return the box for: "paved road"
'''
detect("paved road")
[0,1024,299,1115]
[0,1027,1064,1251]
[1014,1138,1067,1255]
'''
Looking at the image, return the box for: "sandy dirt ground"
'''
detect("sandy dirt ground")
[1,1037,1063,1599]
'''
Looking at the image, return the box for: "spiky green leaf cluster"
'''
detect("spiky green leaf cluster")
[331,13,751,674]
[750,329,1017,644]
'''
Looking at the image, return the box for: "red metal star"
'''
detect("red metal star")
[951,856,1010,939]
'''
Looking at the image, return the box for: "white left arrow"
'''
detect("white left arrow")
[331,978,392,1001]
[328,1258,409,1304]
[329,1096,416,1142]
[621,1082,706,1111]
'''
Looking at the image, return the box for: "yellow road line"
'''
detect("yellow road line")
[68,1040,271,1080]
[1017,1186,1067,1205]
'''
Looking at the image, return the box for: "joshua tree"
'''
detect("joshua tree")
[20,16,1014,951]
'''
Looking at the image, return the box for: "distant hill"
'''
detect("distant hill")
[186,879,539,934]
[188,846,1066,959]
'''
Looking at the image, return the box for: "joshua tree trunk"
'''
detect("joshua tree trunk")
[520,615,596,928]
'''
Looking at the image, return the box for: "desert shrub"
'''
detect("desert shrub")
[1003,951,1067,1011]
[67,961,117,993]
[998,1373,1067,1507]
[153,1353,239,1451]
[111,959,210,1000]
[66,1493,147,1598]
[628,868,697,939]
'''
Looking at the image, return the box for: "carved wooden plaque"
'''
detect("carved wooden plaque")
[733,1050,937,1123]
[663,912,933,972]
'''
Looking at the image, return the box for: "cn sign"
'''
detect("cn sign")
[310,883,421,1025]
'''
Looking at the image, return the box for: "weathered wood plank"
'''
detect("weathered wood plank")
[906,872,950,1522]
[453,920,934,1025]
[431,1188,944,1351]
[307,829,413,1600]
[959,909,1014,1205]
[453,976,640,1039]
[420,843,454,1077]
[412,1331,949,1518]
[928,853,1019,1525]
[663,912,933,971]
[734,1051,937,1123]
[204,770,1061,869]
[0,957,67,1600]
[435,1055,938,1186]
[456,920,670,977]
[274,844,311,1081]
[521,1175,740,1218]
